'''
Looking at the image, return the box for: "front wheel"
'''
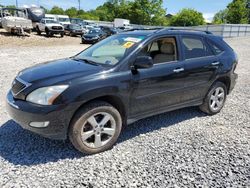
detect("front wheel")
[199,82,227,115]
[60,33,64,38]
[69,101,122,154]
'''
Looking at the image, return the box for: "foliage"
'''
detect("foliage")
[213,0,250,24]
[170,8,205,26]
[226,0,249,24]
[49,6,65,15]
[65,7,78,18]
[212,9,228,24]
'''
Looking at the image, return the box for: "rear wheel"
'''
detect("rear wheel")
[69,101,122,154]
[199,82,227,115]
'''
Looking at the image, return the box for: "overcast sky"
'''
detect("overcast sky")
[1,0,232,21]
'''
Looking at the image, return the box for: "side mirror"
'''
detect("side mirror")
[133,56,153,70]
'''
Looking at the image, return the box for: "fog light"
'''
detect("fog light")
[29,121,49,128]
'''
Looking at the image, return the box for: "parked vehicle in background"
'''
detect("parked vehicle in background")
[36,18,64,37]
[6,29,238,154]
[64,24,84,36]
[44,14,57,21]
[1,8,32,35]
[82,29,107,44]
[100,26,118,36]
[55,15,70,26]
[70,18,84,26]
[26,6,45,29]
[114,18,130,28]
[82,25,94,33]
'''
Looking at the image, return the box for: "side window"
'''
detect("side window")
[207,39,224,55]
[182,37,213,59]
[138,37,178,64]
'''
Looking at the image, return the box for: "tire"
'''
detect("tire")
[36,27,41,35]
[60,33,64,38]
[199,82,227,115]
[69,101,122,154]
[45,28,50,37]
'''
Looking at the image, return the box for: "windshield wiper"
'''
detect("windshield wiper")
[72,57,100,66]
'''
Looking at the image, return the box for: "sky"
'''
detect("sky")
[0,0,232,21]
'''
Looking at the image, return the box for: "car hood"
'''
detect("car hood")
[19,58,105,83]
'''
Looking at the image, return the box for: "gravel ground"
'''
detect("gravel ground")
[0,37,249,187]
[0,29,81,47]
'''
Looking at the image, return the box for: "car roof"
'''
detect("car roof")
[121,28,212,37]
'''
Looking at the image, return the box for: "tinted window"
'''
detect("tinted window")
[182,37,213,59]
[207,39,224,55]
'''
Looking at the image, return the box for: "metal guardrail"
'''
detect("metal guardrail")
[84,20,250,38]
[193,24,250,38]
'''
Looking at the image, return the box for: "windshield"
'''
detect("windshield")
[59,18,70,22]
[75,34,146,65]
[88,29,100,34]
[70,25,81,29]
[46,19,57,24]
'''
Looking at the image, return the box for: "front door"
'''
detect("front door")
[129,36,187,116]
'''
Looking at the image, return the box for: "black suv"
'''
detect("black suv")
[7,29,238,154]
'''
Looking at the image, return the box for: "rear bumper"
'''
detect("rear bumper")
[6,91,76,140]
[229,72,238,93]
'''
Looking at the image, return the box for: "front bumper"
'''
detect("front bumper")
[49,30,64,35]
[6,91,77,140]
[82,38,99,44]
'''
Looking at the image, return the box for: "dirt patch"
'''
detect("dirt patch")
[0,28,82,47]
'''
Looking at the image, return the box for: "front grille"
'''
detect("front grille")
[11,78,27,95]
[52,26,62,30]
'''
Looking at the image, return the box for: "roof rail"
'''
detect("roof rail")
[166,27,213,34]
[124,27,164,32]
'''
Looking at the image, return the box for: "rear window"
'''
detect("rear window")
[182,36,213,59]
[207,39,224,55]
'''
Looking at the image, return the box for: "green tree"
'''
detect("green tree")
[65,7,78,17]
[49,6,65,15]
[170,8,204,26]
[212,9,228,24]
[226,0,248,24]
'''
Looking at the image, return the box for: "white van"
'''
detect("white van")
[55,15,70,26]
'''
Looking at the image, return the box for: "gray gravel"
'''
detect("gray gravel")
[0,37,249,187]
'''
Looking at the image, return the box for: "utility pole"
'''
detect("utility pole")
[16,0,18,7]
[78,0,80,10]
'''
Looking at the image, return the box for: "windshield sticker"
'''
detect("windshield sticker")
[124,37,143,43]
[123,42,135,48]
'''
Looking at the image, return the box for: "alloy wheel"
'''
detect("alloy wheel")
[81,112,116,148]
[209,87,225,112]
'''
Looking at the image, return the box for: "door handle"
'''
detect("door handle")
[173,68,184,73]
[211,61,220,66]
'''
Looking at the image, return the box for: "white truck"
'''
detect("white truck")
[114,18,132,29]
[55,15,71,26]
[1,8,32,35]
[36,18,64,37]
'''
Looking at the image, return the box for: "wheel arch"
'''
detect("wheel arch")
[216,76,231,94]
[68,95,128,134]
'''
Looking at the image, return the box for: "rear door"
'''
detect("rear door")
[180,35,220,102]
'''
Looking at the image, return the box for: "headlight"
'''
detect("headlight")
[93,36,99,39]
[26,85,68,105]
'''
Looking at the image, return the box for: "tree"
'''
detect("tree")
[226,0,248,24]
[212,9,228,24]
[49,6,65,15]
[65,7,78,17]
[170,8,204,26]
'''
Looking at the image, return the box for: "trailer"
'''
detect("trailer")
[1,8,32,35]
